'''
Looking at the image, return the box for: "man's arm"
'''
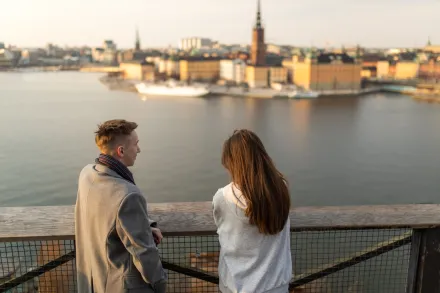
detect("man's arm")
[149,217,157,228]
[116,192,166,292]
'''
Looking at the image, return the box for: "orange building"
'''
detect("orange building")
[293,53,361,91]
[119,61,155,81]
[395,61,419,80]
[361,54,385,78]
[269,67,288,84]
[246,66,269,88]
[419,57,440,80]
[179,57,221,82]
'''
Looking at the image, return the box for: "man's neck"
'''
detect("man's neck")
[102,153,127,168]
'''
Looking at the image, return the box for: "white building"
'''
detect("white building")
[20,49,44,66]
[179,38,213,51]
[92,48,105,63]
[235,62,246,84]
[158,59,167,73]
[0,49,15,68]
[220,59,246,84]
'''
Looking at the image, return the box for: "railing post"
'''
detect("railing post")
[407,228,440,293]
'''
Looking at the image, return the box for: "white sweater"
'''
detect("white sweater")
[213,183,292,293]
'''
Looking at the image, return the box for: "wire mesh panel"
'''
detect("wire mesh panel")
[0,229,412,293]
[160,235,220,293]
[0,240,76,293]
[291,228,412,293]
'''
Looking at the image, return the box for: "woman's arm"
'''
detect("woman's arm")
[212,188,223,228]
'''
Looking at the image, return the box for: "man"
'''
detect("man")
[75,119,167,293]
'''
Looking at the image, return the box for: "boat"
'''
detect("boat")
[210,85,297,98]
[135,81,210,97]
[381,85,417,94]
[289,90,320,99]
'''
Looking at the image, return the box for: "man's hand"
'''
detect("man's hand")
[151,227,163,245]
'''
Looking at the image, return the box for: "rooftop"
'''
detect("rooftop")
[120,60,154,66]
[180,56,223,62]
[316,53,356,64]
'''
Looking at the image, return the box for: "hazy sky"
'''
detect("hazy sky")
[2,0,439,48]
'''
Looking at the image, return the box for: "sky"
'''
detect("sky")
[1,0,439,49]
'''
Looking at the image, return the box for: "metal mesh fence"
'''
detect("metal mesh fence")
[290,228,412,293]
[0,240,76,293]
[0,229,412,293]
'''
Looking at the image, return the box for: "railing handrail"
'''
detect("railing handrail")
[1,203,440,241]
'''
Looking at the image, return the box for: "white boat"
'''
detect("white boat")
[289,90,320,99]
[210,85,295,98]
[135,82,210,97]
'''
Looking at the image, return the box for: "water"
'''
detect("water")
[0,72,439,207]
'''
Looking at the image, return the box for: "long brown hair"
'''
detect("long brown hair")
[221,129,291,235]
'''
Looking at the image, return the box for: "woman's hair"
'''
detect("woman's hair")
[221,129,291,235]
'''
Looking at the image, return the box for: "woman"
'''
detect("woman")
[213,129,292,293]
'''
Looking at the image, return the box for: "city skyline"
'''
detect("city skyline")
[1,0,439,49]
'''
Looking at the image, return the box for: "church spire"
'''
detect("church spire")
[135,26,141,51]
[427,36,432,46]
[255,0,262,29]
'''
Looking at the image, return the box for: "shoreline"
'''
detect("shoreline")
[413,95,440,103]
[100,77,385,99]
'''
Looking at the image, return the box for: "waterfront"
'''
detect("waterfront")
[0,72,439,207]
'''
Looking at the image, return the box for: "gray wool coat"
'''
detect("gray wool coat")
[75,164,167,293]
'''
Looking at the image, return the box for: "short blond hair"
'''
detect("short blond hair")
[95,119,138,152]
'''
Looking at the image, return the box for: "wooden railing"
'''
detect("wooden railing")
[1,203,440,292]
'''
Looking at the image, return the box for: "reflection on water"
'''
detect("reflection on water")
[0,72,439,207]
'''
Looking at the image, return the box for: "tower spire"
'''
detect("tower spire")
[135,26,141,51]
[255,0,262,29]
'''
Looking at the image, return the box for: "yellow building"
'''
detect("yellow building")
[269,67,288,84]
[376,61,390,78]
[246,66,269,88]
[425,45,440,54]
[179,57,221,82]
[119,61,155,81]
[395,61,419,80]
[293,53,361,91]
[361,69,373,78]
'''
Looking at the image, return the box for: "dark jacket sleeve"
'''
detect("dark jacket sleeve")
[116,192,167,292]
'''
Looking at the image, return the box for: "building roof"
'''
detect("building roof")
[420,54,440,64]
[362,54,386,62]
[362,66,377,71]
[132,51,153,61]
[179,56,223,62]
[265,54,284,66]
[120,60,154,66]
[255,0,263,29]
[398,52,417,61]
[316,53,355,64]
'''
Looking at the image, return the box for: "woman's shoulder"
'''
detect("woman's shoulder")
[213,183,233,203]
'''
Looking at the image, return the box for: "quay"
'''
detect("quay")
[2,203,440,292]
